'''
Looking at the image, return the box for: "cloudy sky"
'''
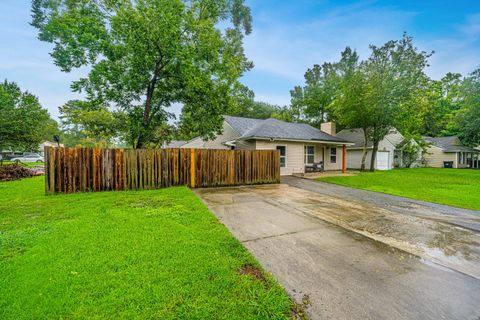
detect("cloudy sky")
[1,0,479,119]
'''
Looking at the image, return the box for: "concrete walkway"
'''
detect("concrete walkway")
[195,182,480,320]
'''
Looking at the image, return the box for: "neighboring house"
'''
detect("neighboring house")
[181,116,352,176]
[335,128,416,170]
[1,141,63,159]
[38,141,64,156]
[423,136,480,169]
[163,140,186,148]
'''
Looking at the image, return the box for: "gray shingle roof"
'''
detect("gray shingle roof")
[224,116,263,135]
[335,128,373,148]
[165,140,186,148]
[224,116,349,143]
[336,128,405,149]
[423,136,478,153]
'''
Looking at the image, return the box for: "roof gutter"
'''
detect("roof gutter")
[238,136,355,146]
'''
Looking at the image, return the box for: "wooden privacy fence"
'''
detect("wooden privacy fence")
[44,147,280,194]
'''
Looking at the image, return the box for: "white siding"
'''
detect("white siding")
[346,149,373,169]
[323,146,343,171]
[255,141,346,175]
[255,140,305,175]
[424,147,457,168]
[345,137,396,170]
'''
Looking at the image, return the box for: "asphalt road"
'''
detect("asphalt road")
[195,180,480,320]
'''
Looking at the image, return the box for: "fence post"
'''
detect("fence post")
[190,148,195,188]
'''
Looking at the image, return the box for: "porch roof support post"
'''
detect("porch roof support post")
[342,144,346,174]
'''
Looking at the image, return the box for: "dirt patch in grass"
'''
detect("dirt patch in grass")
[237,264,266,282]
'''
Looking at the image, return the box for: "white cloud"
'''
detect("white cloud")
[458,13,480,38]
[422,13,480,79]
[243,3,417,105]
[243,5,480,106]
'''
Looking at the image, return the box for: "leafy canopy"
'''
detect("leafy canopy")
[32,0,253,148]
[0,80,57,151]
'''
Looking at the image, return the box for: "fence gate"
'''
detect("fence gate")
[44,147,280,194]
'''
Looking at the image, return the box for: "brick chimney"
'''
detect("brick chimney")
[320,122,336,136]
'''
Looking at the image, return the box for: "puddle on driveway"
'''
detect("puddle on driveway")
[197,184,480,279]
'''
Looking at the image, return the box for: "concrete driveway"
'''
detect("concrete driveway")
[195,178,480,320]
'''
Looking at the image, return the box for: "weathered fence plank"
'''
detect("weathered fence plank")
[44,147,280,194]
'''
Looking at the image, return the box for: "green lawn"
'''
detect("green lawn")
[0,177,293,319]
[318,168,480,211]
[0,160,43,168]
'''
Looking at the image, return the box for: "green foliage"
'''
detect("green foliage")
[59,100,122,147]
[432,73,464,136]
[0,80,58,151]
[290,62,338,126]
[0,177,293,319]
[225,84,293,121]
[397,137,429,168]
[361,34,432,170]
[32,0,253,148]
[228,92,290,120]
[58,125,91,148]
[318,168,480,211]
[455,68,480,146]
[291,35,432,171]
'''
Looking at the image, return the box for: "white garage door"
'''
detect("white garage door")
[376,151,390,170]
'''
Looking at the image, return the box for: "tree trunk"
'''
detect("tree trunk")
[136,60,163,149]
[360,128,368,171]
[370,140,379,172]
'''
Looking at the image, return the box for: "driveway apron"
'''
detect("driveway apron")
[195,181,480,320]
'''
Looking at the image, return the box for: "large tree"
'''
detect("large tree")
[455,68,480,146]
[32,0,253,148]
[290,62,338,126]
[328,48,373,170]
[59,99,124,147]
[362,34,432,171]
[0,80,57,152]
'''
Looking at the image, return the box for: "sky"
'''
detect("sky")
[1,0,479,120]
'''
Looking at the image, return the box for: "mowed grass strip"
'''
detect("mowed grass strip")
[0,177,292,319]
[318,168,480,211]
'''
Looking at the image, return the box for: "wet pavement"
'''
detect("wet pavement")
[195,180,480,320]
[283,176,480,232]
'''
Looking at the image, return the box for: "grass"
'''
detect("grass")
[0,177,293,319]
[0,161,43,168]
[318,168,480,211]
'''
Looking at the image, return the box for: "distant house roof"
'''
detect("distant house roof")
[423,136,478,153]
[164,140,186,148]
[335,128,372,148]
[336,128,404,149]
[224,116,349,144]
[39,141,64,148]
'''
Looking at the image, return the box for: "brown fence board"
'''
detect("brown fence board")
[44,147,280,194]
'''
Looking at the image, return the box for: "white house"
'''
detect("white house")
[177,116,354,176]
[423,136,480,169]
[335,128,410,170]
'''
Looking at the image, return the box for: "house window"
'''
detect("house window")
[304,145,315,164]
[276,146,286,167]
[459,152,464,165]
[330,147,337,163]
